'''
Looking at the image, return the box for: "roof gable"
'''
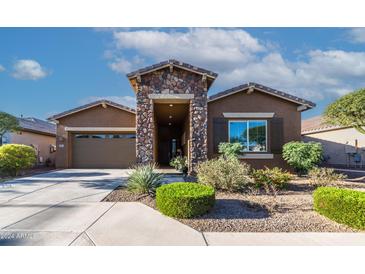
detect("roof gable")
[48,100,136,121]
[127,59,218,80]
[208,82,316,110]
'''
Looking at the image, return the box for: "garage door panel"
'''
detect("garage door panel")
[72,135,136,168]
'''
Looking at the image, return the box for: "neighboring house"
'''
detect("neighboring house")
[2,117,56,166]
[49,59,315,172]
[302,115,365,169]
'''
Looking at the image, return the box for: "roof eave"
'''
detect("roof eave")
[48,100,136,121]
[20,128,56,137]
[208,83,316,110]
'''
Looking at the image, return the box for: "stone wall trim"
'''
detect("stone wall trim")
[148,94,195,100]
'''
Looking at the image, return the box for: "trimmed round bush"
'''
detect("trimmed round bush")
[156,182,215,218]
[313,187,365,230]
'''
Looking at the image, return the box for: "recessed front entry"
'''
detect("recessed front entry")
[154,103,189,166]
[72,133,136,168]
[129,61,215,173]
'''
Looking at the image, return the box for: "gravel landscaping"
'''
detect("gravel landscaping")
[103,178,365,232]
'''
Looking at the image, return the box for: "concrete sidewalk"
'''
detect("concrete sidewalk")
[203,232,365,246]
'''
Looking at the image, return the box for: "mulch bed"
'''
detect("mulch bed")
[103,179,365,232]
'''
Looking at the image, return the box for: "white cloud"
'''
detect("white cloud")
[220,50,365,100]
[0,64,5,72]
[12,59,49,80]
[105,28,365,101]
[80,95,136,108]
[112,28,265,72]
[348,28,365,43]
[108,58,133,74]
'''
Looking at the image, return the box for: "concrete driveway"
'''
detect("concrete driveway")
[0,169,128,204]
[0,169,124,245]
[0,169,206,246]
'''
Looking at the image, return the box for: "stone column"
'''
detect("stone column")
[136,91,154,164]
[189,92,208,173]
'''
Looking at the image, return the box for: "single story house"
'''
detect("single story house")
[302,115,365,169]
[2,117,56,166]
[49,59,315,172]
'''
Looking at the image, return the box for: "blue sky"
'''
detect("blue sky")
[1,27,365,120]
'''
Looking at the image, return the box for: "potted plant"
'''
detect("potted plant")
[169,156,188,175]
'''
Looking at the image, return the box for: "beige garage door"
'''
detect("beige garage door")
[72,133,136,168]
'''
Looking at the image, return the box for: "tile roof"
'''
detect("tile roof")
[126,59,218,79]
[208,82,316,109]
[18,117,56,136]
[48,100,136,121]
[301,115,345,134]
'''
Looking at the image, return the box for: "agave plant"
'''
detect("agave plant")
[127,163,163,196]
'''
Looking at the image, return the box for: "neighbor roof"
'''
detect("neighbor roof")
[127,59,218,79]
[301,115,345,134]
[48,100,136,121]
[208,82,316,109]
[18,117,56,136]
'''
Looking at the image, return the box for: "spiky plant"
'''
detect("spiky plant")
[127,163,163,196]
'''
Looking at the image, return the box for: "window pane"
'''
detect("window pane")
[75,134,89,139]
[248,121,266,152]
[111,134,136,139]
[229,121,248,151]
[91,134,106,139]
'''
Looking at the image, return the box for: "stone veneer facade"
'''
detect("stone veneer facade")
[134,67,208,173]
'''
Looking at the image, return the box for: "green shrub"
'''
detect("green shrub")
[196,156,252,192]
[127,163,163,196]
[169,156,188,173]
[313,187,365,230]
[156,182,215,218]
[252,167,293,190]
[218,142,243,158]
[0,144,36,176]
[282,141,323,174]
[308,167,347,187]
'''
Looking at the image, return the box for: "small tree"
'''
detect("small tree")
[218,142,243,158]
[0,144,37,176]
[282,141,323,175]
[324,88,365,134]
[0,112,21,146]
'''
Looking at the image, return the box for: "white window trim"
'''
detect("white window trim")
[228,120,268,153]
[223,112,274,118]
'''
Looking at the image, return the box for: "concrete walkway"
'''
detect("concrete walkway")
[1,169,365,246]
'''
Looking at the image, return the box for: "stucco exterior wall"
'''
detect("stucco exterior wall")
[9,131,56,165]
[303,127,365,168]
[55,104,136,168]
[207,90,302,169]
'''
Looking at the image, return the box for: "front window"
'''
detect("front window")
[229,120,267,152]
